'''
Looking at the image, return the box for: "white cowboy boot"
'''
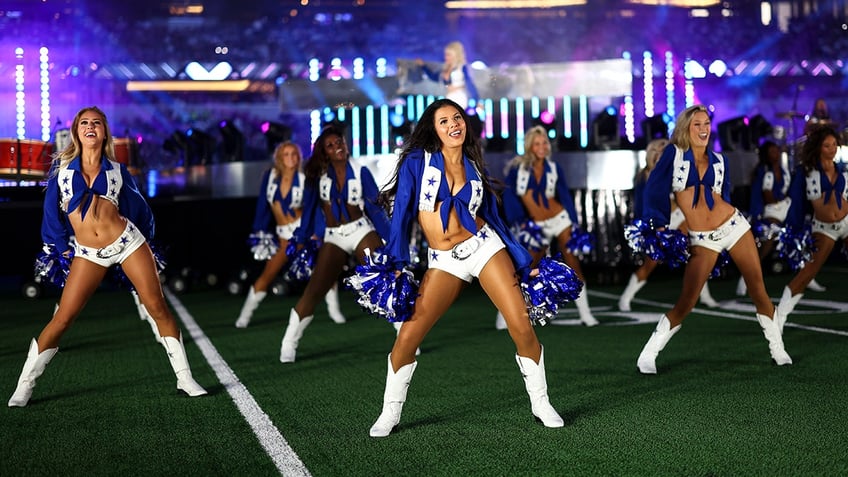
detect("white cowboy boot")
[637,314,681,374]
[777,286,803,330]
[8,339,58,407]
[370,354,417,437]
[515,346,563,428]
[756,312,792,366]
[618,273,646,312]
[235,286,267,328]
[735,276,747,297]
[699,282,719,308]
[325,284,347,324]
[393,321,420,356]
[161,335,208,397]
[280,308,313,363]
[806,278,826,292]
[494,311,507,330]
[575,289,599,327]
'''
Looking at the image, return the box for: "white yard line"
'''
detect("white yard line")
[586,289,848,337]
[164,288,311,477]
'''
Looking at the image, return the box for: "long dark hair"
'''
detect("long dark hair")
[799,124,840,173]
[379,98,494,209]
[303,125,346,186]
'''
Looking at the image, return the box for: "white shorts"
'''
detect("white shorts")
[763,198,791,222]
[427,224,505,282]
[276,219,301,241]
[534,209,572,242]
[669,207,685,230]
[688,209,751,253]
[74,220,146,267]
[323,216,376,255]
[813,214,848,241]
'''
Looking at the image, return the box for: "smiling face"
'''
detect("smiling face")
[75,109,106,150]
[528,132,551,161]
[434,104,466,150]
[275,143,300,171]
[322,133,348,164]
[688,111,711,149]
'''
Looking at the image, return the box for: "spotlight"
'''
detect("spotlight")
[389,112,411,146]
[534,110,557,139]
[640,114,669,142]
[163,130,190,166]
[261,121,292,153]
[748,114,773,146]
[218,120,244,162]
[186,128,216,165]
[592,106,619,150]
[717,116,751,152]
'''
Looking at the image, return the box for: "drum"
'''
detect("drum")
[113,137,133,165]
[0,139,53,178]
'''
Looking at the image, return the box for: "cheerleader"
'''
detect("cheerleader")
[500,125,600,327]
[416,41,479,110]
[9,106,206,407]
[234,141,345,328]
[278,126,390,363]
[777,125,846,320]
[634,105,791,374]
[362,99,579,437]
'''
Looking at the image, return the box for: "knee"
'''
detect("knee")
[142,300,172,321]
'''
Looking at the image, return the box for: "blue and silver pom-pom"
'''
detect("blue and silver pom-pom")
[34,244,73,288]
[624,219,690,268]
[511,220,547,252]
[776,224,815,271]
[751,219,782,244]
[520,256,584,326]
[344,248,419,323]
[248,231,279,261]
[566,227,594,258]
[284,238,320,282]
[710,250,731,278]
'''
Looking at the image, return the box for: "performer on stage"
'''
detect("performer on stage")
[500,125,600,327]
[9,106,207,407]
[278,126,390,363]
[416,41,479,110]
[619,138,719,311]
[364,99,574,437]
[777,124,847,320]
[634,105,791,374]
[234,141,346,328]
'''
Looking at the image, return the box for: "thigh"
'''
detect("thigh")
[401,269,465,337]
[120,243,169,313]
[669,246,716,319]
[354,231,384,264]
[57,257,109,318]
[729,232,771,311]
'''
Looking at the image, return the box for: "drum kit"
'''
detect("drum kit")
[1,131,134,184]
[773,111,847,163]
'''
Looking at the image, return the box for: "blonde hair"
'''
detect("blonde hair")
[638,138,669,183]
[669,105,709,151]
[445,41,467,66]
[506,125,549,172]
[53,106,116,173]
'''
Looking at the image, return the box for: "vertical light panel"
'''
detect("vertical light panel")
[624,96,635,143]
[643,51,654,118]
[578,95,588,148]
[499,98,509,139]
[515,98,526,155]
[380,104,390,154]
[561,96,572,139]
[15,47,25,139]
[406,95,416,122]
[546,96,556,139]
[665,51,676,120]
[365,105,375,157]
[310,110,322,150]
[484,99,494,139]
[683,61,695,108]
[40,47,51,141]
[351,106,361,157]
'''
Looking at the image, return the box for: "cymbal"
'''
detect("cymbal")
[776,111,805,119]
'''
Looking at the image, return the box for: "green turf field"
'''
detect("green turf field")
[1,267,847,476]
